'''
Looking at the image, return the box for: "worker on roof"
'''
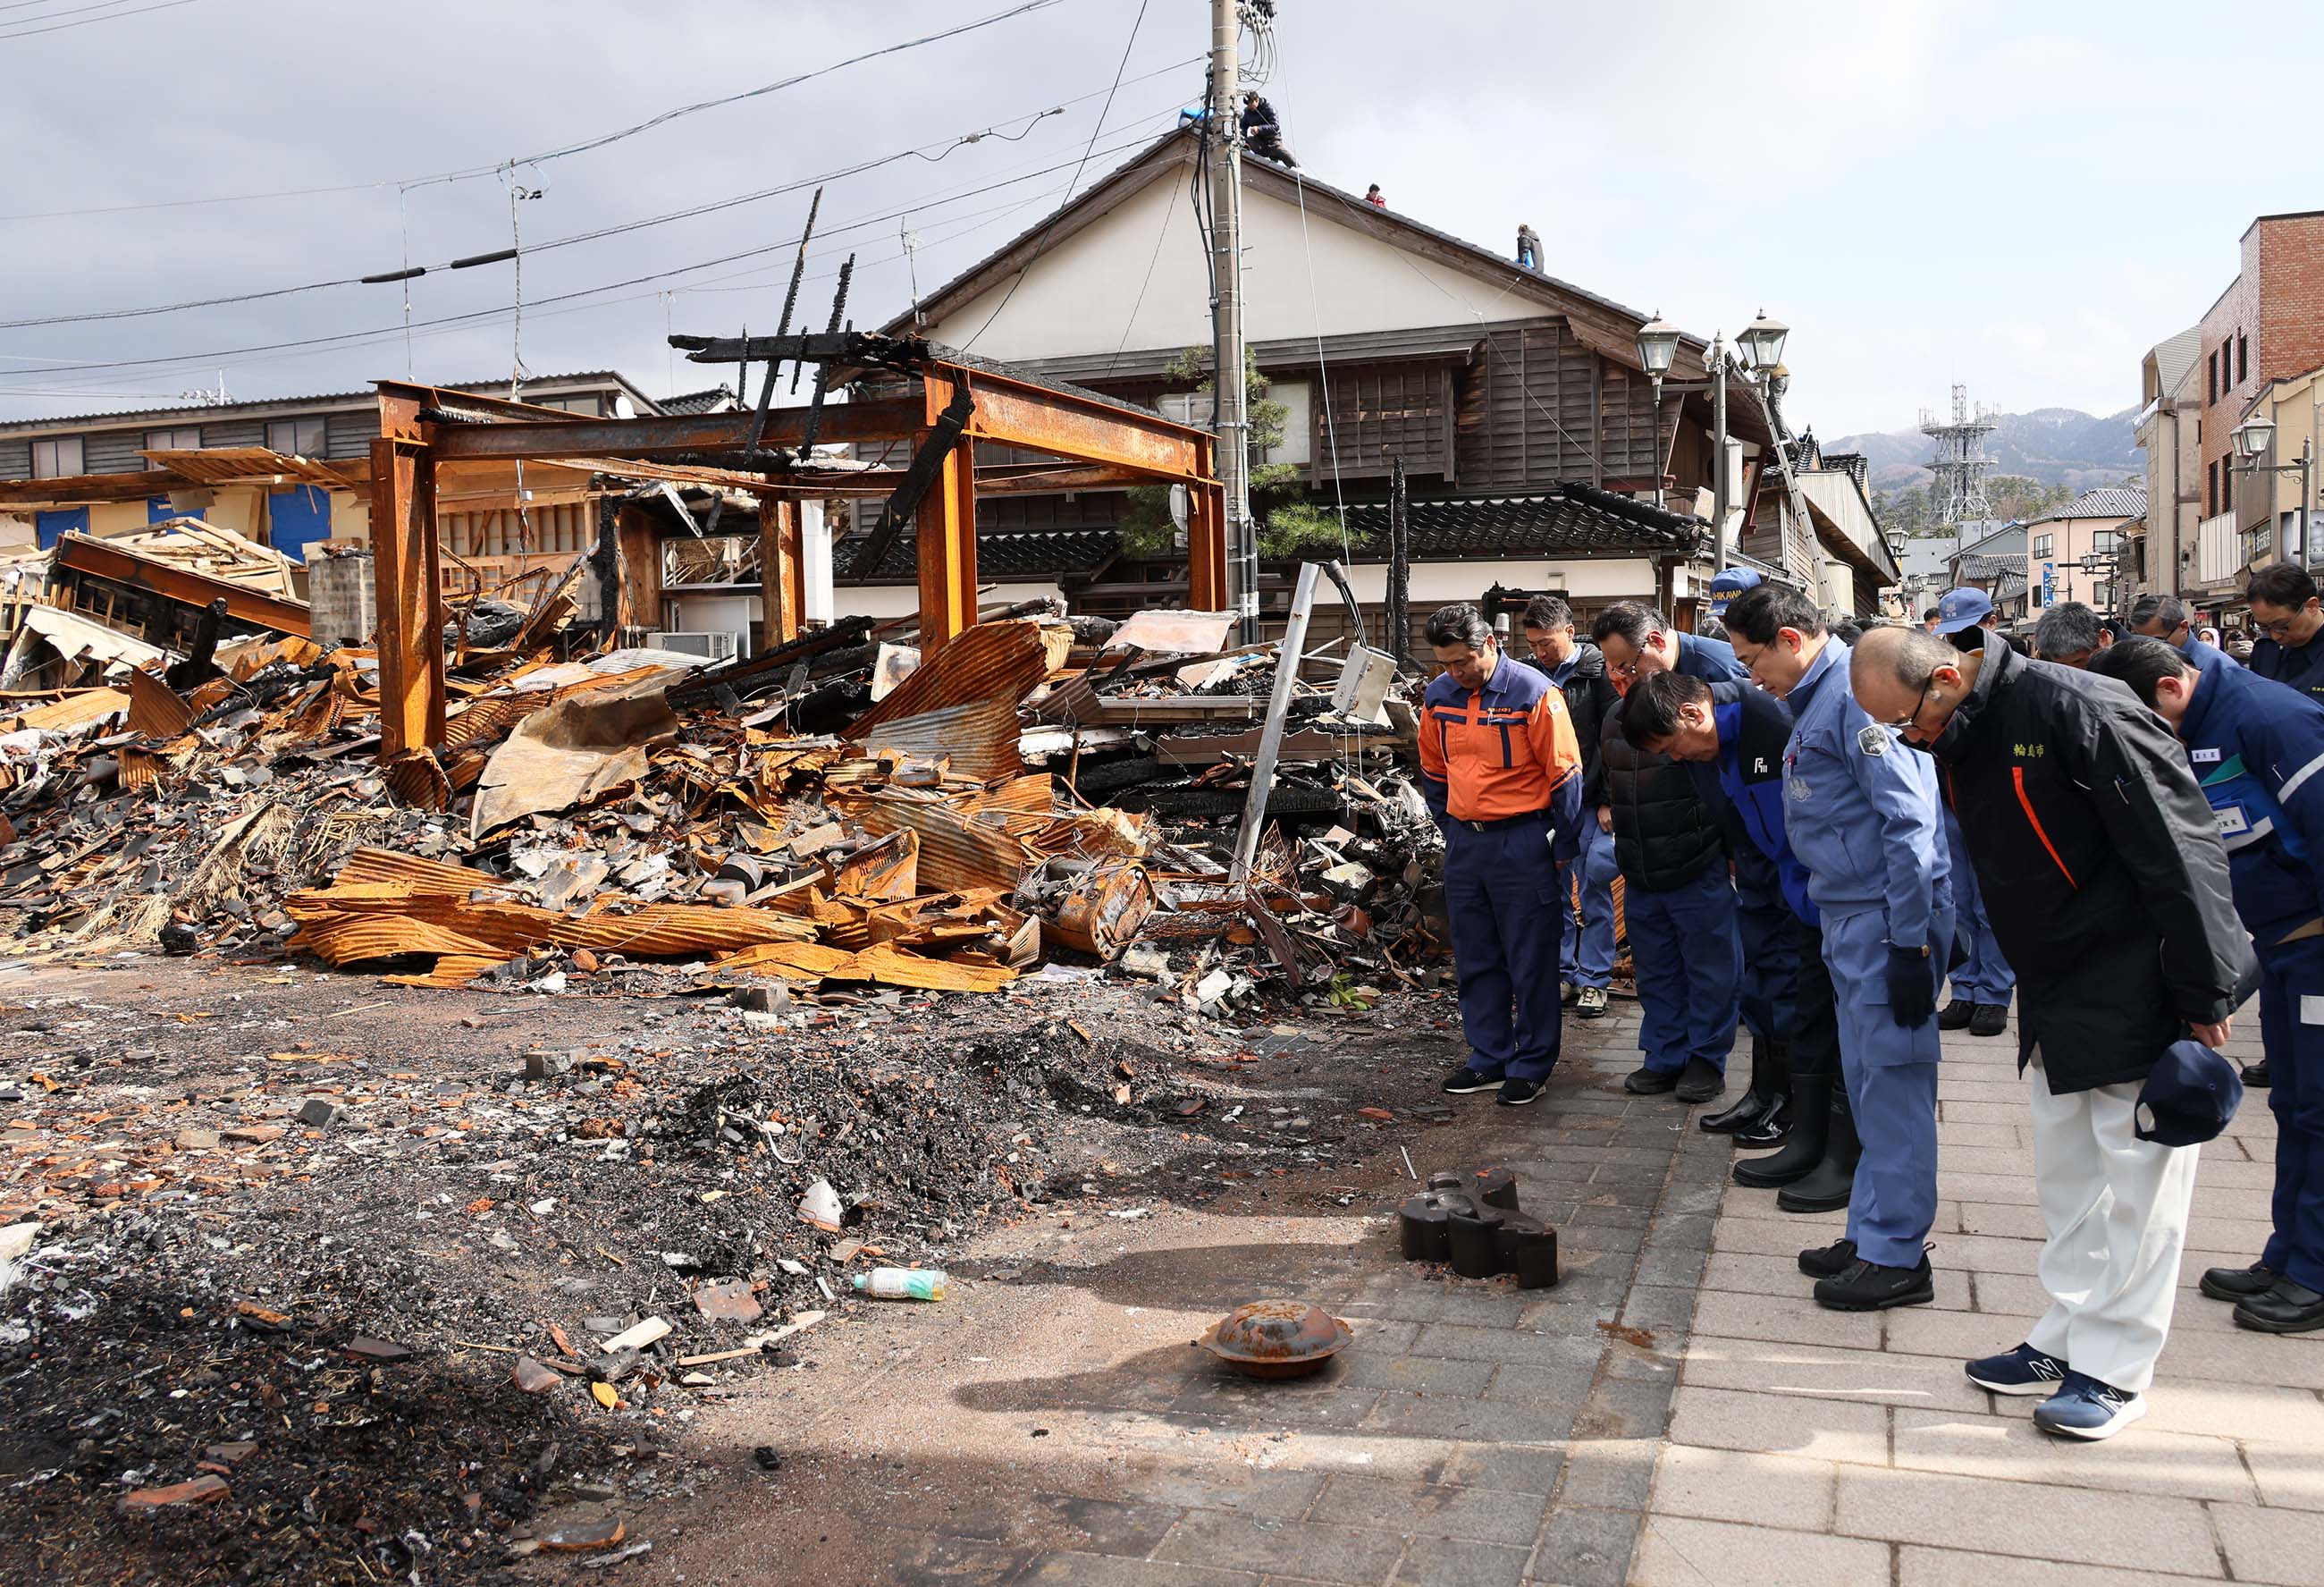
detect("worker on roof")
[1517,224,1541,271]
[1419,604,1585,1110]
[1240,92,1296,166]
[1364,183,1386,207]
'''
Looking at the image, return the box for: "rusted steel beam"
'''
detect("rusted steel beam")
[423,399,926,463]
[914,377,980,654]
[1187,440,1228,612]
[758,496,804,646]
[52,538,313,637]
[370,435,445,756]
[950,365,1208,479]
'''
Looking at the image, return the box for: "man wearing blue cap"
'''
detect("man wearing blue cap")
[1928,588,2017,1037]
[1706,566,1762,622]
[1854,624,2254,1440]
[2093,637,2324,1334]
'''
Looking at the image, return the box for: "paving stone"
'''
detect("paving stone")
[1332,1351,1497,1397]
[1647,1445,1836,1531]
[1831,1466,2221,1577]
[1668,1384,1889,1464]
[1615,1284,1696,1335]
[2153,1321,2324,1389]
[1130,1471,1326,1521]
[1310,1473,1546,1547]
[1033,1494,1190,1557]
[1149,1511,1405,1584]
[1552,1439,1659,1510]
[2210,1501,2324,1585]
[1360,1389,1575,1446]
[1689,1288,1882,1350]
[2244,1438,2324,1510]
[1528,1505,1641,1587]
[1897,1545,2238,1587]
[1680,1334,1992,1414]
[1881,1304,2042,1363]
[1571,1373,1676,1445]
[1021,1555,1259,1586]
[1888,1407,2253,1503]
[1483,1359,1600,1406]
[1386,1535,1530,1587]
[1414,1322,1596,1365]
[1631,1515,1890,1587]
[1442,1442,1564,1497]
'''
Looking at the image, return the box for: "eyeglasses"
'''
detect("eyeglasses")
[1880,680,1936,731]
[2256,610,2311,637]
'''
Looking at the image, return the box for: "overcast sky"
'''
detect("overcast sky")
[0,0,2309,435]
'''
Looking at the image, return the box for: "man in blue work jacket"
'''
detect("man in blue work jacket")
[1419,604,1587,1109]
[2094,637,2324,1334]
[1928,588,2017,1037]
[1621,669,1841,1150]
[1591,602,1781,1109]
[1725,586,1952,1309]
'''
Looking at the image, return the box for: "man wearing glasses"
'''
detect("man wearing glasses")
[2248,564,2324,708]
[1850,624,2254,1440]
[1721,586,1951,1309]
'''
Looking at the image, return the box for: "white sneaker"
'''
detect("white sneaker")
[1576,986,1607,1018]
[1560,980,1579,1004]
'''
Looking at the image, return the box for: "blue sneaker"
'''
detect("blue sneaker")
[1964,1343,2068,1397]
[2032,1372,2146,1440]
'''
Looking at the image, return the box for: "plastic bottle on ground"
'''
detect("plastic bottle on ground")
[850,1267,947,1302]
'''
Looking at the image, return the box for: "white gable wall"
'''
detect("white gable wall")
[922,160,1537,363]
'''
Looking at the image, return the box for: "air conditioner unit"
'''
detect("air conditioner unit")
[647,630,741,662]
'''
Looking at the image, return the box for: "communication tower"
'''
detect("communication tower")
[1918,384,1998,528]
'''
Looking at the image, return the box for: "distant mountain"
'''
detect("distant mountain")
[1827,406,2142,495]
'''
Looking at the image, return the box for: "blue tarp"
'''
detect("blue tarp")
[267,485,332,562]
[34,507,87,549]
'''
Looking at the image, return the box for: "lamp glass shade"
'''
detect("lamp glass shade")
[1739,309,1789,372]
[1635,314,1680,377]
[2235,416,2275,460]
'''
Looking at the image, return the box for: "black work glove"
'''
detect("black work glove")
[1886,945,1935,1028]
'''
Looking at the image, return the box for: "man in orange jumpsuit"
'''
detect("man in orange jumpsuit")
[1419,604,1586,1106]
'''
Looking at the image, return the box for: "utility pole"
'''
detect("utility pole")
[1710,332,1730,574]
[1208,0,1255,637]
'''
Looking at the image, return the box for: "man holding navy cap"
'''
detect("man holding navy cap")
[1852,623,2255,1440]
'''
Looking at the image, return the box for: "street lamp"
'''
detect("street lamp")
[2230,410,2313,564]
[1636,312,1680,509]
[1737,308,1789,375]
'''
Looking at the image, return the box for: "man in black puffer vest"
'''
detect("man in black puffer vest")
[1601,696,1741,1104]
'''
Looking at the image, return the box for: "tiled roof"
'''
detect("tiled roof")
[661,384,736,415]
[2031,485,2146,525]
[0,371,648,433]
[836,527,1121,583]
[1338,485,1706,558]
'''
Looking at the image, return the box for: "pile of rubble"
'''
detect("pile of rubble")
[0,597,1438,1017]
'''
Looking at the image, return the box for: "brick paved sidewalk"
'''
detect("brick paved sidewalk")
[1634,1008,2324,1587]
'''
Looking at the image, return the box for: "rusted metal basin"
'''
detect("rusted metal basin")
[1197,1299,1353,1379]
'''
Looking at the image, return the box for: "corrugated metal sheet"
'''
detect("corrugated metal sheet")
[844,618,1058,740]
[855,696,1024,781]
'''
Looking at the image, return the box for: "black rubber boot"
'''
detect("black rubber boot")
[1701,1034,1778,1134]
[1776,1084,1861,1214]
[1732,1072,1829,1187]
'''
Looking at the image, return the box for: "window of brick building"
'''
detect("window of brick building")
[2209,350,2218,403]
[2209,458,2219,516]
[2239,332,2250,385]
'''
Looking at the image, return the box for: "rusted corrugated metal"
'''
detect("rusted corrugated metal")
[844,619,1058,740]
[855,696,1023,781]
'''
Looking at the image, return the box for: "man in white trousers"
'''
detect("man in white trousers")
[1852,625,2257,1440]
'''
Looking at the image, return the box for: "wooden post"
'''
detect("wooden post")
[758,495,804,645]
[914,377,979,653]
[369,435,443,756]
[616,502,661,632]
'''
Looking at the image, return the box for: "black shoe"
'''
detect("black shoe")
[2243,1058,2272,1088]
[1443,1066,1503,1095]
[1731,1093,1792,1148]
[1624,1066,1678,1095]
[1815,1255,1934,1311]
[1496,1076,1545,1107]
[2234,1278,2324,1333]
[1968,1003,2009,1037]
[1937,1000,1975,1030]
[1733,1075,1831,1187]
[1775,1085,1861,1214]
[1674,1057,1723,1104]
[2200,1261,2278,1303]
[1798,1237,1857,1279]
[1703,1035,1778,1132]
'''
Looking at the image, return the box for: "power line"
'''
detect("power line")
[0,67,1197,331]
[8,126,1176,380]
[959,0,1152,351]
[0,0,199,38]
[0,0,1065,219]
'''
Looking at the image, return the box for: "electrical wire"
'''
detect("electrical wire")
[0,67,1197,330]
[9,126,1178,380]
[0,1,1063,216]
[958,0,1151,351]
[0,0,199,39]
[1101,162,1187,376]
